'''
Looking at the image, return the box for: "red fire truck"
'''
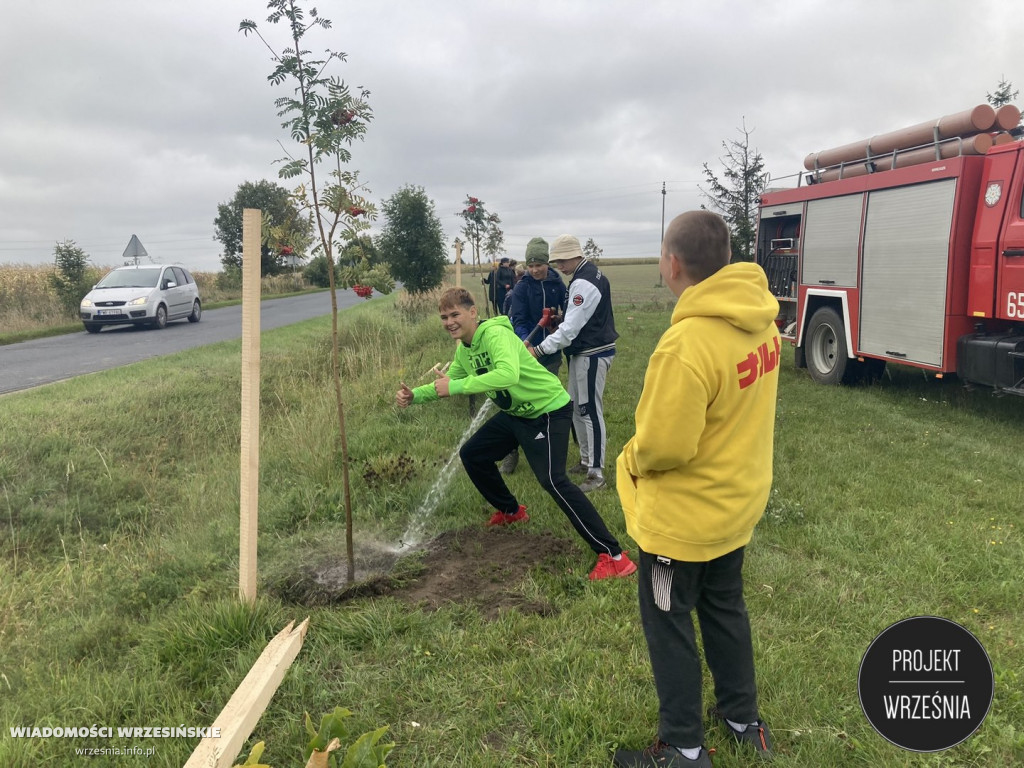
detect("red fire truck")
[757,110,1024,394]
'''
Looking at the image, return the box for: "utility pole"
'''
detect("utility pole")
[658,181,666,287]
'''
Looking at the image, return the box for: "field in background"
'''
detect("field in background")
[1,276,1022,766]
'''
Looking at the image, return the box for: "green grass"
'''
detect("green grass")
[1,281,1023,766]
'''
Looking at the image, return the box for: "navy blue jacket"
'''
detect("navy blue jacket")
[509,269,567,341]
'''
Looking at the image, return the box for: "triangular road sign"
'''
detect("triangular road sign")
[122,235,148,262]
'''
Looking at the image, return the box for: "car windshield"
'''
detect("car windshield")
[96,268,162,289]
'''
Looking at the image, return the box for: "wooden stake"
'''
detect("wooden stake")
[239,208,261,603]
[454,238,463,287]
[184,618,310,768]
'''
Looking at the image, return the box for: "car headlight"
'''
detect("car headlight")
[127,296,150,306]
[81,299,93,308]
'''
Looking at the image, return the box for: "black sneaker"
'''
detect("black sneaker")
[711,708,773,759]
[613,741,713,767]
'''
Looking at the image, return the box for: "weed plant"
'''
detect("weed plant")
[0,267,1022,766]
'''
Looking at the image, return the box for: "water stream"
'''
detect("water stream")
[393,399,494,551]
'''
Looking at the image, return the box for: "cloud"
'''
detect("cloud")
[0,0,1020,272]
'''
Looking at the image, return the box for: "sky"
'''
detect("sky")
[1,0,1021,273]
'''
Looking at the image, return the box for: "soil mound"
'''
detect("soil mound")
[274,527,578,619]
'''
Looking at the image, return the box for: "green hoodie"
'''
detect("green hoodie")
[617,262,781,562]
[412,315,570,418]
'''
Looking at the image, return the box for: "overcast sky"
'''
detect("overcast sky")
[1,0,1020,273]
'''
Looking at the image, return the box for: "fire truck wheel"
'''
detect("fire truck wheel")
[805,306,860,385]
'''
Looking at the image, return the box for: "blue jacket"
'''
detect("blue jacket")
[509,269,567,341]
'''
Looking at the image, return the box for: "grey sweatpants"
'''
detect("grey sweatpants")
[567,353,612,470]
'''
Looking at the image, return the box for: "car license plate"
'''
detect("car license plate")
[97,309,121,316]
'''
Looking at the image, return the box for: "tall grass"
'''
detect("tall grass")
[0,277,1022,766]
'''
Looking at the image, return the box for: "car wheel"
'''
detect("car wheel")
[84,323,101,334]
[188,300,202,323]
[152,305,168,329]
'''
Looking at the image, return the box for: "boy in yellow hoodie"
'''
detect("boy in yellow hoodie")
[613,211,780,767]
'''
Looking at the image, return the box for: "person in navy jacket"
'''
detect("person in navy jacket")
[498,237,567,475]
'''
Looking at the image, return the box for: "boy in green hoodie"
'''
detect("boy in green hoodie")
[396,287,635,581]
[613,212,780,767]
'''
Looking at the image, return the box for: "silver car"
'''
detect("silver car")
[79,264,202,333]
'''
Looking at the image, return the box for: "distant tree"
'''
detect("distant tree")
[378,185,447,293]
[338,235,381,268]
[700,118,768,262]
[49,239,92,316]
[303,254,337,287]
[482,213,505,263]
[987,77,1022,136]
[214,180,311,275]
[987,77,1019,108]
[583,238,603,263]
[456,195,504,268]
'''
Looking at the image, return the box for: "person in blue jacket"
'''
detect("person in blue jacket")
[510,237,567,375]
[499,237,567,474]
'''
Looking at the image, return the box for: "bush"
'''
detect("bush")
[304,255,338,288]
[48,240,92,317]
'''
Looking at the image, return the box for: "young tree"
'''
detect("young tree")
[987,77,1021,136]
[987,77,1019,108]
[214,179,312,275]
[583,238,603,263]
[49,239,92,316]
[241,0,389,582]
[456,195,504,268]
[482,213,505,263]
[378,185,447,293]
[700,118,768,262]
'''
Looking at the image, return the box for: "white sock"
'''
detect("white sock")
[612,553,622,561]
[674,746,702,760]
[727,718,748,732]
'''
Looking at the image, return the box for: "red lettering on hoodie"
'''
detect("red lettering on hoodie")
[737,336,780,389]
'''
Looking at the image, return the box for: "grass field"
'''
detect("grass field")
[1,263,1022,766]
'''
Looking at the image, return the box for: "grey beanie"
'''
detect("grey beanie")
[525,237,549,264]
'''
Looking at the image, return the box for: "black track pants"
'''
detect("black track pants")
[637,546,761,748]
[459,401,621,556]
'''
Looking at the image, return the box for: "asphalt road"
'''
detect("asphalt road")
[0,291,368,395]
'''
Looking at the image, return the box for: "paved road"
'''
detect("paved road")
[0,291,368,395]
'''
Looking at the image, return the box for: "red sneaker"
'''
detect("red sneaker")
[589,551,638,580]
[485,504,529,527]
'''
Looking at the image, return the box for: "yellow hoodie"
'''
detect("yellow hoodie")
[617,262,781,562]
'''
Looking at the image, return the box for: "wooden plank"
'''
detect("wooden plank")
[184,618,310,768]
[239,208,262,603]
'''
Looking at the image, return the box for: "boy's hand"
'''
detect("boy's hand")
[396,382,414,408]
[428,361,450,379]
[433,376,451,398]
[524,342,539,358]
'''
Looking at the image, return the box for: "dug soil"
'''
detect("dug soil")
[275,527,580,620]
